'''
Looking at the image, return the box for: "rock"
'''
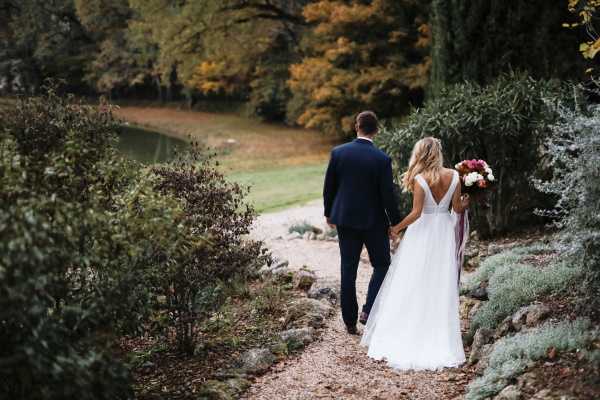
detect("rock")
[511,304,551,331]
[495,316,513,338]
[272,260,290,271]
[279,327,316,350]
[466,254,481,270]
[285,297,333,329]
[487,241,518,256]
[468,285,488,300]
[198,377,250,400]
[459,296,481,320]
[525,304,551,327]
[307,282,340,305]
[269,341,289,357]
[286,232,302,240]
[273,269,294,284]
[469,328,494,365]
[494,384,521,400]
[469,301,483,321]
[516,371,538,392]
[529,389,571,400]
[258,264,272,277]
[474,344,493,375]
[295,269,317,291]
[511,306,530,332]
[238,348,276,375]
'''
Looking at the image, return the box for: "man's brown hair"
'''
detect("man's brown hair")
[355,111,379,135]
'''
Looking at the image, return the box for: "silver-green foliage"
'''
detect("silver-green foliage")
[466,319,598,400]
[536,98,600,309]
[461,244,551,293]
[471,260,582,332]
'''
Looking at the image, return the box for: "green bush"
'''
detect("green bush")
[0,87,137,399]
[470,260,582,333]
[0,86,268,398]
[536,99,600,311]
[377,73,567,236]
[466,319,598,400]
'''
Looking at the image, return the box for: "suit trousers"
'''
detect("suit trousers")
[337,225,391,327]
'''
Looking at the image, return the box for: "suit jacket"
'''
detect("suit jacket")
[323,138,401,230]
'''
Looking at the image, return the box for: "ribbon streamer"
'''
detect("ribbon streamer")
[454,209,470,287]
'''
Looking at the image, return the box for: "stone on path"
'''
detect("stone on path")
[239,348,276,375]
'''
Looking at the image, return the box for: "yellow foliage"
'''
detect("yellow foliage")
[188,60,250,96]
[567,0,600,64]
[289,0,430,136]
[580,39,600,59]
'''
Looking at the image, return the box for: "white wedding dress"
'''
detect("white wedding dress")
[360,171,466,370]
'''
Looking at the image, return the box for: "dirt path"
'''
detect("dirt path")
[246,201,469,400]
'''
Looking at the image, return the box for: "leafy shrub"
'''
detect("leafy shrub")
[466,319,598,400]
[536,98,600,311]
[470,260,582,333]
[150,152,268,352]
[0,85,268,398]
[377,73,567,236]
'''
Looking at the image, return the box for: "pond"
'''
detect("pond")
[117,125,189,164]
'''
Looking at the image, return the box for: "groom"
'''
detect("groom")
[323,111,401,334]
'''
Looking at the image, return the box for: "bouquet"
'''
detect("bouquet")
[453,159,494,285]
[455,159,495,194]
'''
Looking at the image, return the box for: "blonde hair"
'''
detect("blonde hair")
[401,137,444,192]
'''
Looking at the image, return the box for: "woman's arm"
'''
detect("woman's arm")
[391,184,425,234]
[451,180,470,213]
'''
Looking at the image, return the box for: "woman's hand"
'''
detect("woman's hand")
[460,194,470,211]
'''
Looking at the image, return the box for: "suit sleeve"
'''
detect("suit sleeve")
[380,157,401,226]
[323,151,337,218]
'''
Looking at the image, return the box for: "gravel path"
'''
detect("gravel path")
[246,201,469,400]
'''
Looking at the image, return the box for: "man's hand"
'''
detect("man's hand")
[390,223,402,237]
[326,217,336,229]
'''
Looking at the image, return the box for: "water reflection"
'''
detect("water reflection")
[117,125,189,164]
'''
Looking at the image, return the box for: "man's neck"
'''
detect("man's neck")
[357,135,374,142]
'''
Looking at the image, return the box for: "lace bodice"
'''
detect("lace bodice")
[414,171,459,215]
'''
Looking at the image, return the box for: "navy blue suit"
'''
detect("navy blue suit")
[323,138,401,327]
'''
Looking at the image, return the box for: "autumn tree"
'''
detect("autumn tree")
[566,0,600,75]
[186,0,310,119]
[287,0,430,136]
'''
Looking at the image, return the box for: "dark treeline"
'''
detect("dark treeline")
[0,0,588,135]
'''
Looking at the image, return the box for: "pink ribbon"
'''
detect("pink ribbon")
[455,209,469,287]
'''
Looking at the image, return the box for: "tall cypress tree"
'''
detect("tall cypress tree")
[430,0,586,95]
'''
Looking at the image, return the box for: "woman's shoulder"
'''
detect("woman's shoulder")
[442,168,458,179]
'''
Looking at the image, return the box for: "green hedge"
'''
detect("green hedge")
[377,73,567,237]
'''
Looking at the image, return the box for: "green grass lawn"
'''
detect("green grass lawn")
[228,163,326,213]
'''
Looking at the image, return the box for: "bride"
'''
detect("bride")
[360,137,470,370]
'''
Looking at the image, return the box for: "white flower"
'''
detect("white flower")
[484,166,493,174]
[464,172,483,186]
[488,173,495,182]
[455,162,462,169]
